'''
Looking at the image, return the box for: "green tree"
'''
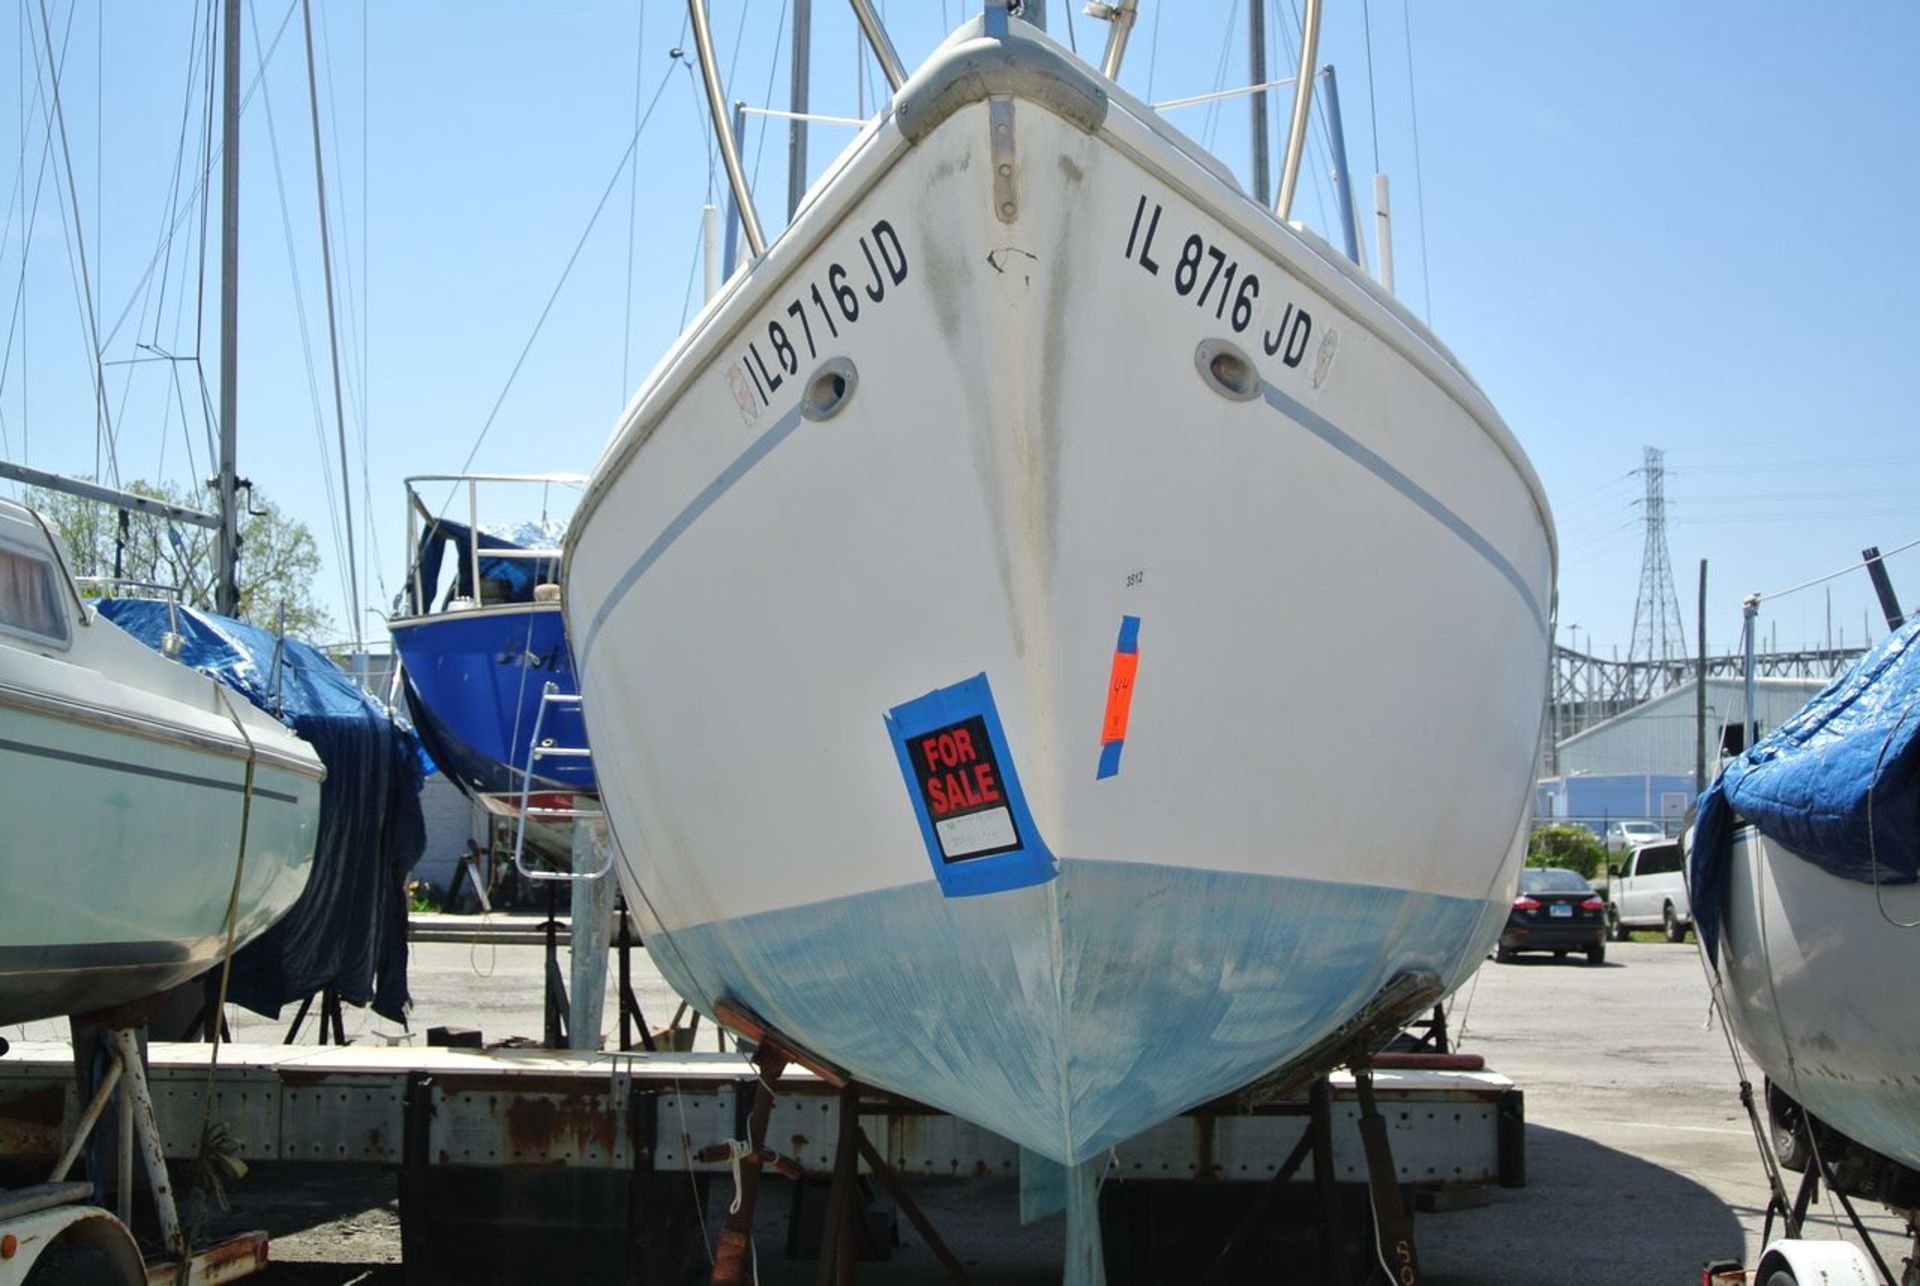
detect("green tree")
[1527,824,1607,880]
[25,479,334,640]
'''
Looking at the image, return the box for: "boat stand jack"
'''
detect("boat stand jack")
[1197,1063,1425,1284]
[702,1006,971,1285]
[1352,1064,1422,1285]
[706,1043,791,1285]
[55,1019,269,1282]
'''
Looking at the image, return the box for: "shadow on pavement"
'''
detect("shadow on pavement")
[209,1123,1752,1284]
[1419,1122,1748,1284]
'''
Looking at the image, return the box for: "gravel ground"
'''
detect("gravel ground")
[10,931,1909,1283]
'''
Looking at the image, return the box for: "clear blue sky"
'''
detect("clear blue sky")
[3,1,1916,663]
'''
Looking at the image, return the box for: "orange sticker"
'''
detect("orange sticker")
[1102,652,1139,745]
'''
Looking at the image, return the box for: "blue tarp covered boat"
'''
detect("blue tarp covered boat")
[1690,620,1920,961]
[98,598,425,1021]
[389,515,593,812]
[1689,619,1920,1175]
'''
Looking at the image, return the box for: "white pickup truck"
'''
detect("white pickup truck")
[1606,839,1692,942]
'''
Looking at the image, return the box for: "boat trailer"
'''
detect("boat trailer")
[3,1026,1521,1283]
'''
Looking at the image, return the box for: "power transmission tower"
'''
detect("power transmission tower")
[1628,446,1688,698]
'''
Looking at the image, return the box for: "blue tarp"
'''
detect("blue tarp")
[408,518,557,613]
[1690,620,1920,965]
[96,599,425,1021]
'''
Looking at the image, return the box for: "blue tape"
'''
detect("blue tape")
[1096,739,1124,780]
[1115,614,1140,655]
[885,673,1056,898]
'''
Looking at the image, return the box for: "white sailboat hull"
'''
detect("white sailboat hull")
[566,23,1553,1163]
[0,593,322,1027]
[1717,826,1920,1172]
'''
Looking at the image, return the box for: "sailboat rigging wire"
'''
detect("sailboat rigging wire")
[1197,1,1238,151]
[1755,535,1920,604]
[745,0,791,206]
[0,7,66,460]
[1400,0,1430,319]
[1359,0,1378,173]
[246,0,355,622]
[97,0,300,355]
[441,62,678,492]
[676,214,704,331]
[1144,0,1162,101]
[145,0,212,358]
[33,0,120,486]
[622,1,650,398]
[313,0,384,611]
[300,0,362,657]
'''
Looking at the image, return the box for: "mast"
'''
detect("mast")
[1317,66,1362,266]
[1274,0,1322,221]
[1248,0,1270,205]
[216,0,242,615]
[786,0,811,220]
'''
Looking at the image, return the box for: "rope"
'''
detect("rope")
[179,687,262,1270]
[1690,919,1801,1238]
[724,1136,752,1213]
[671,1078,715,1265]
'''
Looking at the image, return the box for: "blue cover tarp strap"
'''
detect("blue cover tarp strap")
[1690,620,1920,965]
[97,598,426,1021]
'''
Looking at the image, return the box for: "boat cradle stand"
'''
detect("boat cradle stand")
[1,992,1521,1283]
[21,1002,272,1284]
[705,971,1497,1286]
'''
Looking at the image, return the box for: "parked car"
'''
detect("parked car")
[1496,867,1607,964]
[1606,839,1691,942]
[1604,820,1666,854]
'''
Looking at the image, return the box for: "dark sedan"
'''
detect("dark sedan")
[1496,867,1607,964]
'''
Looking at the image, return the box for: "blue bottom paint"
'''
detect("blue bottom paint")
[392,608,594,797]
[645,860,1491,1164]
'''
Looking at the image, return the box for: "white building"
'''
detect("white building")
[1538,676,1829,833]
[1555,677,1828,778]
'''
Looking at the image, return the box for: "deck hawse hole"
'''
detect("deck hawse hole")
[1194,338,1259,403]
[801,356,859,422]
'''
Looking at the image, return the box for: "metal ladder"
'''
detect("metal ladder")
[512,681,610,881]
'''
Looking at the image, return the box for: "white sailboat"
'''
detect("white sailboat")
[1715,825,1920,1173]
[565,2,1553,1174]
[0,497,322,1027]
[1689,612,1920,1281]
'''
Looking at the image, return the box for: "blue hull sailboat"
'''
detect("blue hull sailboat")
[388,475,594,818]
